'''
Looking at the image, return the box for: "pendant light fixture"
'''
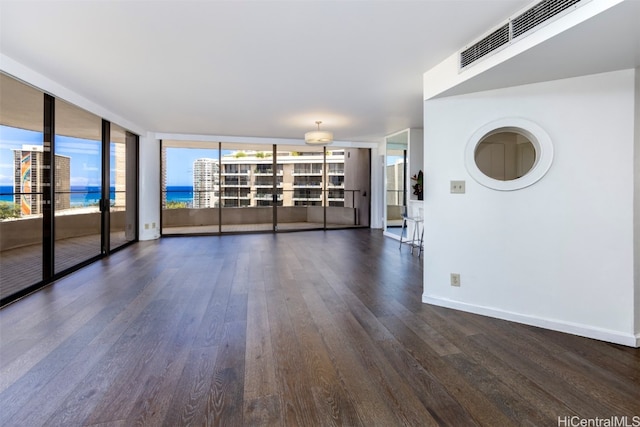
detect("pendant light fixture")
[305,121,333,145]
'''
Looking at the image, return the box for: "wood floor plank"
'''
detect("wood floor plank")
[243,394,282,427]
[0,229,637,427]
[280,276,365,426]
[298,275,404,426]
[123,270,219,426]
[43,271,186,426]
[243,280,278,402]
[202,319,247,427]
[385,296,461,357]
[377,313,515,427]
[375,332,479,426]
[161,344,220,427]
[265,286,320,426]
[333,309,441,426]
[0,266,181,427]
[475,325,626,419]
[527,325,640,380]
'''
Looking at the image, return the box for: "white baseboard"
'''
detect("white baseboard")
[422,294,639,348]
[139,229,160,241]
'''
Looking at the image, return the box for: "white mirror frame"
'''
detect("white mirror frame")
[465,118,554,191]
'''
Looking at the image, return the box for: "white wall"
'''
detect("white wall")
[370,147,384,229]
[139,135,161,240]
[423,69,638,346]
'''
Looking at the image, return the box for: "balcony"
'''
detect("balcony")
[292,182,322,188]
[292,196,322,202]
[254,194,283,201]
[221,171,250,176]
[292,169,322,176]
[253,169,283,176]
[254,183,283,188]
[221,194,251,199]
[220,183,250,188]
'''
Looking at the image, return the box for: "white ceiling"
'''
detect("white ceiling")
[0,0,531,141]
[437,0,640,98]
[0,0,537,142]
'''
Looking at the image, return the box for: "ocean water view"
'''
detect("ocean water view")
[163,186,194,204]
[0,185,194,205]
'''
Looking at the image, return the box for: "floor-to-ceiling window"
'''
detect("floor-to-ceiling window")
[109,124,138,251]
[0,74,45,301]
[276,144,326,231]
[54,100,103,273]
[0,73,139,306]
[161,140,370,235]
[220,143,274,232]
[161,141,220,234]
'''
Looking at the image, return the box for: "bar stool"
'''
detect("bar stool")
[399,206,424,256]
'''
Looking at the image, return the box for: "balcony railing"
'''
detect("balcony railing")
[254,169,283,176]
[292,169,323,176]
[255,194,283,201]
[254,183,283,188]
[221,171,250,176]
[161,188,361,210]
[292,182,322,188]
[292,196,323,201]
[221,183,250,187]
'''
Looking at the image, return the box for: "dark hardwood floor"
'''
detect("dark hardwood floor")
[0,229,638,426]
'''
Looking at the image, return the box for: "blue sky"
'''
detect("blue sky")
[1,125,264,187]
[165,147,220,186]
[0,126,42,186]
[0,125,105,187]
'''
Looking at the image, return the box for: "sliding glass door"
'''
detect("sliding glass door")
[0,72,138,306]
[110,124,138,250]
[0,74,45,301]
[54,100,103,273]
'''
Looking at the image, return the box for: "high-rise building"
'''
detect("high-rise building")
[189,150,349,209]
[193,158,220,208]
[161,145,167,209]
[112,142,127,208]
[13,145,71,215]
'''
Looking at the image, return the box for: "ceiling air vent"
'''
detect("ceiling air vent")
[512,0,582,38]
[460,23,510,68]
[460,0,585,69]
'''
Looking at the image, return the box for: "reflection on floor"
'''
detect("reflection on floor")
[162,222,356,234]
[1,224,366,302]
[385,226,403,238]
[0,232,131,301]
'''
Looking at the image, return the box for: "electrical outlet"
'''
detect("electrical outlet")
[450,273,461,287]
[450,180,465,194]
[144,223,149,230]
